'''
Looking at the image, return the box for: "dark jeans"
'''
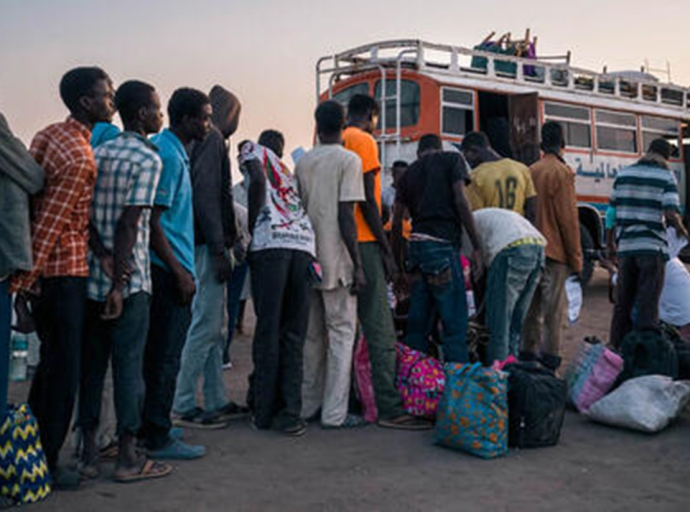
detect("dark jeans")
[610,254,666,348]
[248,249,310,428]
[224,261,249,360]
[28,277,86,470]
[78,293,150,436]
[358,243,405,419]
[405,241,468,363]
[0,279,10,415]
[140,266,192,450]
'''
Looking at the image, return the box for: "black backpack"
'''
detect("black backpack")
[659,323,690,380]
[619,328,679,382]
[504,363,567,449]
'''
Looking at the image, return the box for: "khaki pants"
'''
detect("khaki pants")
[301,286,358,426]
[522,259,570,357]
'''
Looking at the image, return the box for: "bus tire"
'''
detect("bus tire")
[580,225,595,285]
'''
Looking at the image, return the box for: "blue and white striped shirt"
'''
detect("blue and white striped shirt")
[610,161,680,259]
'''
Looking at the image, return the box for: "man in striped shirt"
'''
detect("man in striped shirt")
[609,138,687,348]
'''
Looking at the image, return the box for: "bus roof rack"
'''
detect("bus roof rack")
[316,39,689,114]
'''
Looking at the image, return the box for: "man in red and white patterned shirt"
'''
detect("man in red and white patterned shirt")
[11,67,114,487]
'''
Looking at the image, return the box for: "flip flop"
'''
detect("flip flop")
[113,459,173,483]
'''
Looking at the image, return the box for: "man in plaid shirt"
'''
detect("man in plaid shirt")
[76,81,173,483]
[10,67,115,488]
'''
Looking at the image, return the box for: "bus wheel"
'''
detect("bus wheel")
[580,225,595,285]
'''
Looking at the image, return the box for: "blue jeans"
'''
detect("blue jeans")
[0,279,10,415]
[485,244,544,362]
[173,246,228,415]
[224,261,248,359]
[405,241,469,363]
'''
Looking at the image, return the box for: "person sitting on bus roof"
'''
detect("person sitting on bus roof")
[460,131,537,223]
[521,121,582,371]
[393,134,482,365]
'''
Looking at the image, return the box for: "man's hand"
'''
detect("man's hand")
[175,270,197,305]
[13,293,35,334]
[212,252,233,283]
[101,288,124,321]
[381,250,399,283]
[471,248,484,282]
[100,251,115,280]
[350,266,367,295]
[232,240,247,265]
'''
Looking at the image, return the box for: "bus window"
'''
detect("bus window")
[641,115,681,158]
[543,101,592,148]
[333,83,370,107]
[441,87,474,136]
[595,109,638,153]
[374,79,421,130]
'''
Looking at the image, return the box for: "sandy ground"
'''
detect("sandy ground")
[11,269,690,512]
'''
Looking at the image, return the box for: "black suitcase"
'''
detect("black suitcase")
[505,363,567,449]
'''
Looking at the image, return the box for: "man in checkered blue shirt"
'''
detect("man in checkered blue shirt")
[77,80,173,483]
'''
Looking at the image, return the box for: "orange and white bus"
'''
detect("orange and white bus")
[316,39,690,282]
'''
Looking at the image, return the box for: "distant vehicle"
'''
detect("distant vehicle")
[316,38,690,283]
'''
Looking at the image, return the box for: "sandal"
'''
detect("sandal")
[378,414,432,431]
[99,442,119,460]
[113,459,173,483]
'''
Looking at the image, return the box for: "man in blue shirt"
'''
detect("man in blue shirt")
[139,88,212,460]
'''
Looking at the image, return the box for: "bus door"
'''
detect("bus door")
[508,92,540,166]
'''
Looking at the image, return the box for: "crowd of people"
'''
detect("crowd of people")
[0,64,686,492]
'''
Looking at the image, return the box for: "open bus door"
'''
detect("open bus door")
[508,92,540,166]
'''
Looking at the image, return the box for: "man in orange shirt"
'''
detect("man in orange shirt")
[343,94,429,430]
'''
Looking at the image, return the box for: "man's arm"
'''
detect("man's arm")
[360,172,397,278]
[243,159,266,235]
[101,206,144,319]
[190,132,233,282]
[556,173,583,273]
[338,201,366,294]
[391,199,406,272]
[150,206,195,305]
[524,196,537,225]
[453,180,483,279]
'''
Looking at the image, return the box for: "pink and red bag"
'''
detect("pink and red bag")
[395,342,445,418]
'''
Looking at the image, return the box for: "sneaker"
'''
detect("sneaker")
[147,438,206,460]
[272,417,308,437]
[213,402,250,422]
[378,414,432,431]
[322,414,369,430]
[172,407,229,430]
[169,427,184,440]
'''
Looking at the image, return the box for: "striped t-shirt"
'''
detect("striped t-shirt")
[610,162,680,259]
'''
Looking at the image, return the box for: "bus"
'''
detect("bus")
[316,39,690,283]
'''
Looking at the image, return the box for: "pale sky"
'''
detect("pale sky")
[1,0,689,161]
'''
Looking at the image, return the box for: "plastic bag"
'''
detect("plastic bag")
[566,276,582,325]
[353,336,378,422]
[585,375,690,433]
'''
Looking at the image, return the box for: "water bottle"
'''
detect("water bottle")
[9,334,29,382]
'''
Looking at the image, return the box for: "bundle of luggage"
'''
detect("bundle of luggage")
[377,323,690,460]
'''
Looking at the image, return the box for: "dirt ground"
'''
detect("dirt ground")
[11,268,690,512]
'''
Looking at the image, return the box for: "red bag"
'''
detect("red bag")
[353,336,378,422]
